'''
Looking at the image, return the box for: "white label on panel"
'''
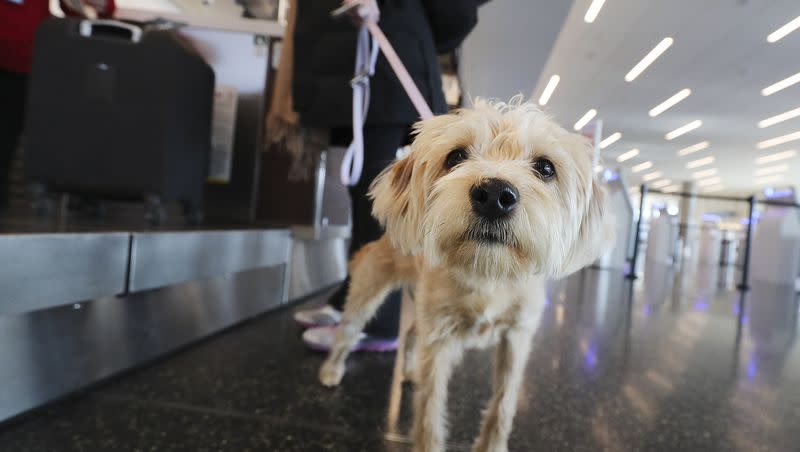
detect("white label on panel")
[208,85,238,183]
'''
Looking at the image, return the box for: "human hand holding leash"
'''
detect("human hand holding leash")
[339,0,380,27]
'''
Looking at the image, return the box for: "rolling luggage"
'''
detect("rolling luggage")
[24,18,215,224]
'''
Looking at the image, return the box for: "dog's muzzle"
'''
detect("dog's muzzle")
[470,178,519,221]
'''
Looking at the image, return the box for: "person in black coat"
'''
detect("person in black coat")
[293,0,483,350]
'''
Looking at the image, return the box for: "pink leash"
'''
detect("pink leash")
[366,22,434,120]
[340,10,434,186]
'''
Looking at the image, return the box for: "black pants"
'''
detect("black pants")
[0,70,28,209]
[327,125,410,338]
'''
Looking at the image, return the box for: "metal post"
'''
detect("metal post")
[737,195,756,291]
[627,184,648,280]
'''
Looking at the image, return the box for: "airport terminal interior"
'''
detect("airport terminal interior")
[1,0,800,451]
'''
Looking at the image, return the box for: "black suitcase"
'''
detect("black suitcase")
[24,18,215,224]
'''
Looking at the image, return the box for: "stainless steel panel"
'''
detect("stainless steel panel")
[316,147,351,231]
[0,265,285,423]
[0,233,130,315]
[288,234,348,300]
[129,229,291,292]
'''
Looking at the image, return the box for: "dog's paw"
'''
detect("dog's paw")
[402,363,418,384]
[472,438,509,452]
[402,371,418,385]
[319,360,345,387]
[472,434,508,452]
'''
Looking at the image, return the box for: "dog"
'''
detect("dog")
[318,98,609,452]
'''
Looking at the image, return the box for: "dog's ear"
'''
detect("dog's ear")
[369,153,424,254]
[555,135,613,277]
[557,177,611,277]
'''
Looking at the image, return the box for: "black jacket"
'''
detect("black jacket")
[292,0,480,127]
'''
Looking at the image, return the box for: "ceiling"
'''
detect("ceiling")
[531,0,800,194]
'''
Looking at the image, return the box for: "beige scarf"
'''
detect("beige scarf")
[265,0,329,181]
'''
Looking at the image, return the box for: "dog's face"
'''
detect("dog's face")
[370,100,608,281]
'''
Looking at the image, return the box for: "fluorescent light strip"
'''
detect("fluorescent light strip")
[755,150,797,165]
[767,16,800,43]
[686,156,714,169]
[616,148,639,162]
[758,106,800,128]
[573,109,597,131]
[677,140,710,156]
[662,184,680,193]
[754,164,789,176]
[538,75,560,106]
[599,132,622,149]
[761,72,800,96]
[642,171,663,182]
[665,120,702,140]
[625,37,673,82]
[651,179,672,188]
[703,184,724,193]
[754,174,784,185]
[649,89,691,117]
[692,168,717,179]
[631,161,653,173]
[756,130,800,149]
[584,0,606,23]
[697,177,722,187]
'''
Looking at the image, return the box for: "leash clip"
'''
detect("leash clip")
[350,69,370,87]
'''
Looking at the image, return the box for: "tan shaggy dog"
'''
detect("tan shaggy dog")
[319,98,609,452]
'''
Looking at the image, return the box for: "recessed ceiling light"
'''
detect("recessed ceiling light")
[625,37,674,82]
[761,72,800,96]
[649,89,691,117]
[755,150,797,164]
[686,156,714,169]
[665,120,702,140]
[677,140,710,156]
[697,176,722,187]
[642,171,663,182]
[574,109,597,131]
[599,132,622,149]
[756,130,800,149]
[754,164,789,176]
[617,148,639,162]
[651,179,672,188]
[754,174,784,185]
[758,106,800,128]
[692,168,718,179]
[767,16,800,43]
[703,184,724,193]
[661,184,680,193]
[538,75,560,106]
[584,0,606,23]
[631,161,653,173]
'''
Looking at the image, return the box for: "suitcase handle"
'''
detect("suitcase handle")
[79,20,143,43]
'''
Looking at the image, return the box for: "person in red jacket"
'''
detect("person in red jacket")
[0,0,115,210]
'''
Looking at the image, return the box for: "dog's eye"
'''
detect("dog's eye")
[444,149,468,170]
[532,158,556,180]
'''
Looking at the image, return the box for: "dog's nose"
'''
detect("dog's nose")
[470,178,519,221]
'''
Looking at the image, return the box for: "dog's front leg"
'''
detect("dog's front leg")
[402,322,418,383]
[412,336,463,452]
[472,327,534,452]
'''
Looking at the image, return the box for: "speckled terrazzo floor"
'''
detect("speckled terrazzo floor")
[1,260,798,452]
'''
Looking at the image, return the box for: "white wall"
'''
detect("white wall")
[459,0,573,103]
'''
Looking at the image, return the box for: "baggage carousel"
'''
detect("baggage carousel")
[0,212,348,422]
